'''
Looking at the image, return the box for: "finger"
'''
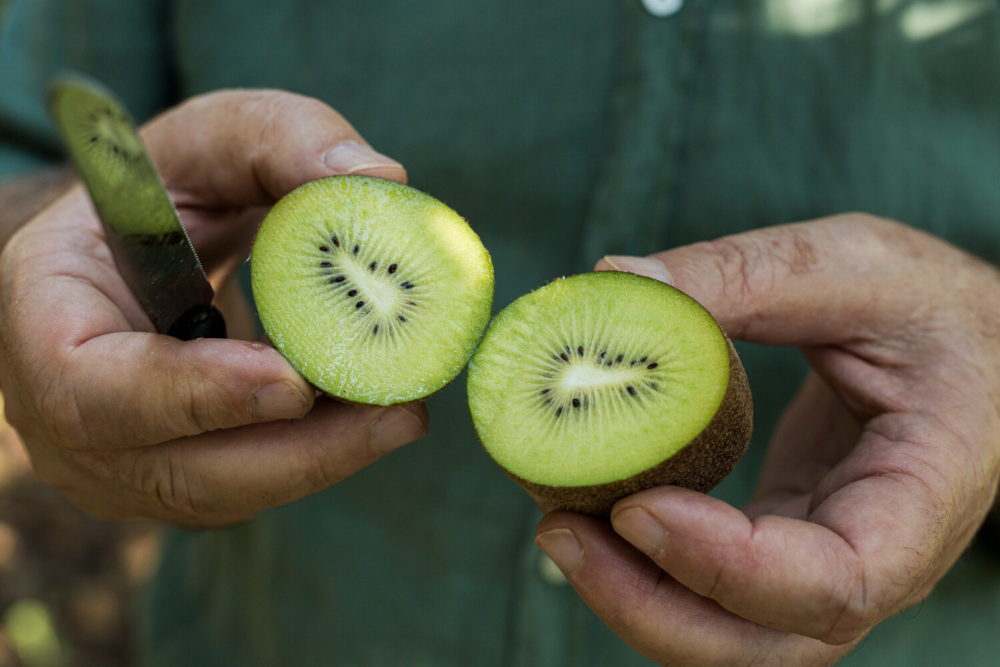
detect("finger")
[608,439,956,647]
[534,512,845,666]
[595,214,955,346]
[142,89,406,208]
[62,398,428,526]
[609,488,864,643]
[55,334,313,450]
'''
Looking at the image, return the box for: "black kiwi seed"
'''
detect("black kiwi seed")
[627,386,637,396]
[398,315,406,322]
[401,281,414,289]
[615,354,624,364]
[320,261,331,267]
[647,362,658,369]
[352,245,360,255]
[332,276,346,283]
[355,301,365,309]
[555,407,563,417]
[572,398,581,408]
[348,289,358,297]
[332,236,340,247]
[369,261,377,271]
[577,346,584,355]
[373,325,379,334]
[388,263,397,274]
[560,352,569,362]
[319,245,329,252]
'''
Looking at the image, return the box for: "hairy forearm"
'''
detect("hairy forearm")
[0,167,74,252]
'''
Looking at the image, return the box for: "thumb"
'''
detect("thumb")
[596,214,936,346]
[141,89,406,207]
[55,334,314,450]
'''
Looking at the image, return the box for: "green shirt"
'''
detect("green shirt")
[2,1,1000,664]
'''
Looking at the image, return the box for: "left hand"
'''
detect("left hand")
[535,214,1000,665]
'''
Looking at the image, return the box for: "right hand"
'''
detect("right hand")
[0,90,428,527]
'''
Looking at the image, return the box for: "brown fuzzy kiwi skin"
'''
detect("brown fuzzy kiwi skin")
[499,337,752,518]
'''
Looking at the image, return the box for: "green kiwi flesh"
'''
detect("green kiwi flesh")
[467,271,752,516]
[251,175,494,405]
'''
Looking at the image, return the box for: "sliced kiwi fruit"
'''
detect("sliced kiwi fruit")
[467,271,752,516]
[251,175,494,405]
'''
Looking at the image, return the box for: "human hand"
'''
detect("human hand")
[535,214,1000,665]
[0,90,428,527]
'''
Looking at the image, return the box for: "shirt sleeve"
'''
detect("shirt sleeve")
[0,0,175,180]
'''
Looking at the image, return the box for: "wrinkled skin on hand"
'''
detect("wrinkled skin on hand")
[536,215,1000,665]
[0,90,428,527]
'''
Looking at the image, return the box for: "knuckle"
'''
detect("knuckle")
[35,365,92,451]
[40,400,90,451]
[700,236,760,301]
[700,229,824,300]
[248,90,334,143]
[133,451,203,520]
[171,354,242,436]
[131,452,256,527]
[179,376,224,434]
[819,562,872,645]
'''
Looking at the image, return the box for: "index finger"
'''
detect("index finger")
[599,214,969,347]
[142,89,406,208]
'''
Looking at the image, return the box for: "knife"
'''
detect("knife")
[47,73,226,340]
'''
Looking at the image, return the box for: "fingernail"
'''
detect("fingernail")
[602,255,674,286]
[611,506,666,556]
[535,528,583,574]
[250,381,309,420]
[371,405,427,456]
[323,141,402,175]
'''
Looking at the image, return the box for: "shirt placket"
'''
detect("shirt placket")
[579,0,709,265]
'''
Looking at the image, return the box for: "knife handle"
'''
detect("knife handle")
[167,305,227,341]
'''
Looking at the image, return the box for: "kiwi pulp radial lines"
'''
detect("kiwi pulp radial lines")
[252,175,494,405]
[467,271,752,516]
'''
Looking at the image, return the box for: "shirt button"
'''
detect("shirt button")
[642,0,683,18]
[537,552,569,586]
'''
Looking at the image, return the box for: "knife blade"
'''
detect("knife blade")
[47,73,225,340]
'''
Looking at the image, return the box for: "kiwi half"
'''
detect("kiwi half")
[251,175,494,405]
[467,271,752,516]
